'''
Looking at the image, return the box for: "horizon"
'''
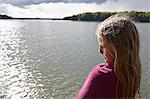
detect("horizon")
[1,11,150,19]
[0,0,150,18]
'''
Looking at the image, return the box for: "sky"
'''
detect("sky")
[0,0,149,18]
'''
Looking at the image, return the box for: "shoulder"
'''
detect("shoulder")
[90,63,113,77]
[88,63,118,91]
[76,63,117,98]
[85,63,116,90]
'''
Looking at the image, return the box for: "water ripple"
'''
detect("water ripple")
[0,20,49,99]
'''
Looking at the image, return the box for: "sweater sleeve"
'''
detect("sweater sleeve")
[76,64,116,99]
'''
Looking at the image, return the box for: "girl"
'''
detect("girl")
[76,15,141,99]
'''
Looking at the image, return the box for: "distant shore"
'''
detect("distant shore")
[63,11,150,22]
[0,15,62,20]
[0,11,150,22]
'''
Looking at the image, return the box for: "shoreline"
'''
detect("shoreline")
[0,11,150,22]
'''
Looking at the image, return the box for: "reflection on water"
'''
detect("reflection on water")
[0,20,88,99]
[0,20,48,99]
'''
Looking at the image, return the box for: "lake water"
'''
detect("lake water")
[0,20,149,99]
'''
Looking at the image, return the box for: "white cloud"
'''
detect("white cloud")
[98,0,150,12]
[0,0,149,18]
[0,3,104,18]
[0,0,106,6]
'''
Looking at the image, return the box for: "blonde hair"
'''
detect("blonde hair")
[96,15,141,98]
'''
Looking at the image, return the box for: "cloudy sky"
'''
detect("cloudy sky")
[0,0,149,18]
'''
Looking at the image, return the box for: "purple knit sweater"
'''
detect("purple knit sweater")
[76,60,122,99]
